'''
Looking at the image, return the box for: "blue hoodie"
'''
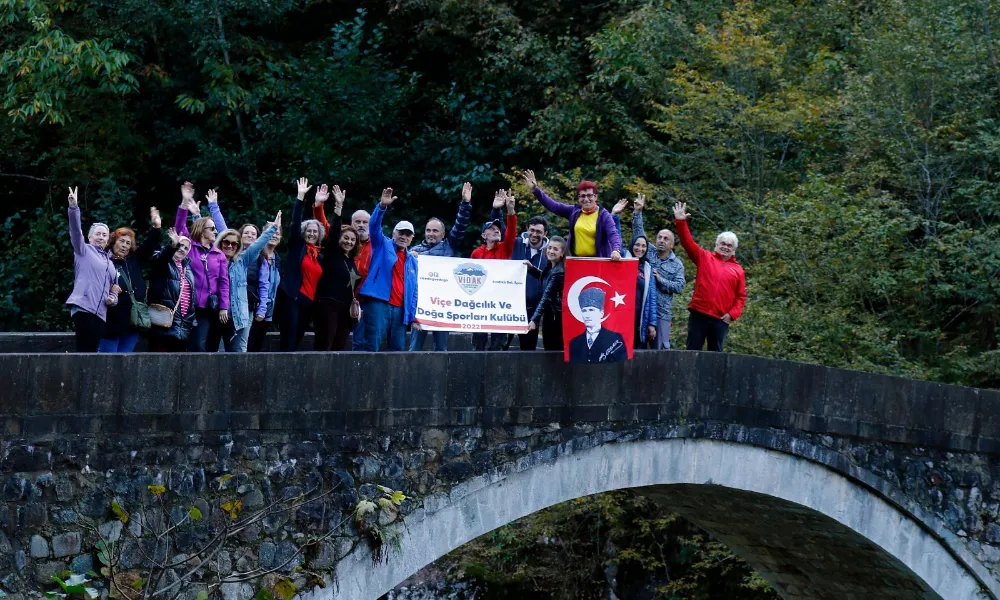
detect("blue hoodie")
[358,203,418,325]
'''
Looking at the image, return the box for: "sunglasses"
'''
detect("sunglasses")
[221,240,239,248]
[205,226,218,232]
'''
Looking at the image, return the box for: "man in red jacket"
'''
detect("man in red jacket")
[471,190,518,350]
[673,202,746,352]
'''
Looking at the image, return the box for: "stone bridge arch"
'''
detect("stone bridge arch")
[323,436,994,600]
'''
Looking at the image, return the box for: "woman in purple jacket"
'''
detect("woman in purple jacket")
[65,187,120,352]
[173,181,231,352]
[522,170,622,260]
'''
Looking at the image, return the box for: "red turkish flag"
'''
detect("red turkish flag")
[562,257,638,363]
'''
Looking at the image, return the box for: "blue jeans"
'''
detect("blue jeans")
[360,299,390,352]
[224,325,250,353]
[388,305,407,352]
[98,333,140,353]
[408,329,449,352]
[351,318,366,351]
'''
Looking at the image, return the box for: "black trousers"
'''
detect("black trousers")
[247,317,272,352]
[686,309,729,352]
[72,311,105,352]
[278,289,314,352]
[541,312,563,352]
[314,298,354,351]
[472,332,507,351]
[516,302,540,350]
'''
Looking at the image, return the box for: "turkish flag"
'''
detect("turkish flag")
[562,257,639,364]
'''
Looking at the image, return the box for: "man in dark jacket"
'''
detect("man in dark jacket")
[509,216,549,350]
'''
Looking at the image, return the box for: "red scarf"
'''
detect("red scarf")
[299,244,322,300]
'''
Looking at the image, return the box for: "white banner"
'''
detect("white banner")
[415,256,529,333]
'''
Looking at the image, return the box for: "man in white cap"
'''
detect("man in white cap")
[356,188,418,351]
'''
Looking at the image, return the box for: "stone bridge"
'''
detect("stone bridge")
[2,350,1000,600]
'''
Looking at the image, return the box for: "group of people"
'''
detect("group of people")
[63,171,746,355]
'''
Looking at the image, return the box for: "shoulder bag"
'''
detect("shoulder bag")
[120,266,151,331]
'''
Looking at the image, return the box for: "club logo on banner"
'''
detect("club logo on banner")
[562,258,638,364]
[453,263,487,295]
[416,256,529,333]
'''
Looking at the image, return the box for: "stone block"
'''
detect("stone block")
[29,535,48,558]
[51,532,82,557]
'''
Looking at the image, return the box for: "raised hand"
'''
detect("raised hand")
[612,198,628,216]
[296,177,312,200]
[522,169,538,191]
[181,182,195,202]
[506,190,516,215]
[186,197,202,215]
[493,189,507,209]
[314,184,330,206]
[67,187,78,207]
[265,210,282,232]
[167,227,180,246]
[150,206,162,229]
[461,182,472,203]
[206,189,219,204]
[673,201,689,221]
[634,193,646,213]
[332,185,346,204]
[380,188,397,208]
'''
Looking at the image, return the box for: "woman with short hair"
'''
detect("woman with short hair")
[65,187,120,352]
[278,178,326,351]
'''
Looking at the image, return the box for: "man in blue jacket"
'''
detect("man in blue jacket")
[357,188,418,352]
[407,182,473,352]
[509,216,549,350]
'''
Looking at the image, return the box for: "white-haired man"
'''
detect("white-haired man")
[673,202,746,352]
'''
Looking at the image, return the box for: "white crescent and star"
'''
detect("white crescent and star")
[566,275,627,325]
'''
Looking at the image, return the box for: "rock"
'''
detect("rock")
[52,532,83,557]
[258,542,276,569]
[99,521,124,542]
[3,477,27,501]
[242,489,264,509]
[984,523,1000,544]
[55,477,74,502]
[30,535,49,558]
[70,554,94,574]
[18,502,47,530]
[421,429,448,451]
[34,561,66,585]
[308,542,337,570]
[983,544,1000,564]
[220,583,253,600]
[78,490,108,518]
[53,509,78,524]
[273,541,302,573]
[353,456,381,481]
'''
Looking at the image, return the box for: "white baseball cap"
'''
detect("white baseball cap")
[394,221,415,233]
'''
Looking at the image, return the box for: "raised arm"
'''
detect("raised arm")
[312,183,332,235]
[287,178,310,255]
[369,188,397,253]
[447,182,473,247]
[238,212,280,268]
[523,169,574,219]
[673,202,705,266]
[498,195,518,258]
[67,187,85,256]
[206,190,228,233]
[174,182,195,237]
[631,195,648,241]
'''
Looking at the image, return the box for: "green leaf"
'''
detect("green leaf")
[111,500,129,524]
[188,506,203,521]
[274,579,296,600]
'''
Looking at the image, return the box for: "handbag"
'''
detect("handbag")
[148,297,180,328]
[201,254,221,311]
[119,267,151,331]
[349,262,362,321]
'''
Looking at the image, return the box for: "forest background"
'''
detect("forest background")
[3,0,999,597]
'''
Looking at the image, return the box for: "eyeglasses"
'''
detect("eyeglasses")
[205,226,217,232]
[221,240,239,248]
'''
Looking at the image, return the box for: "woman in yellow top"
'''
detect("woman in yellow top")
[522,170,622,260]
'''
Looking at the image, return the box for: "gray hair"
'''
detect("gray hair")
[300,219,326,241]
[88,223,109,237]
[716,231,738,249]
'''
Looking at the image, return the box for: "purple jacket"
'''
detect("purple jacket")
[65,206,119,320]
[174,206,231,310]
[532,188,622,258]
